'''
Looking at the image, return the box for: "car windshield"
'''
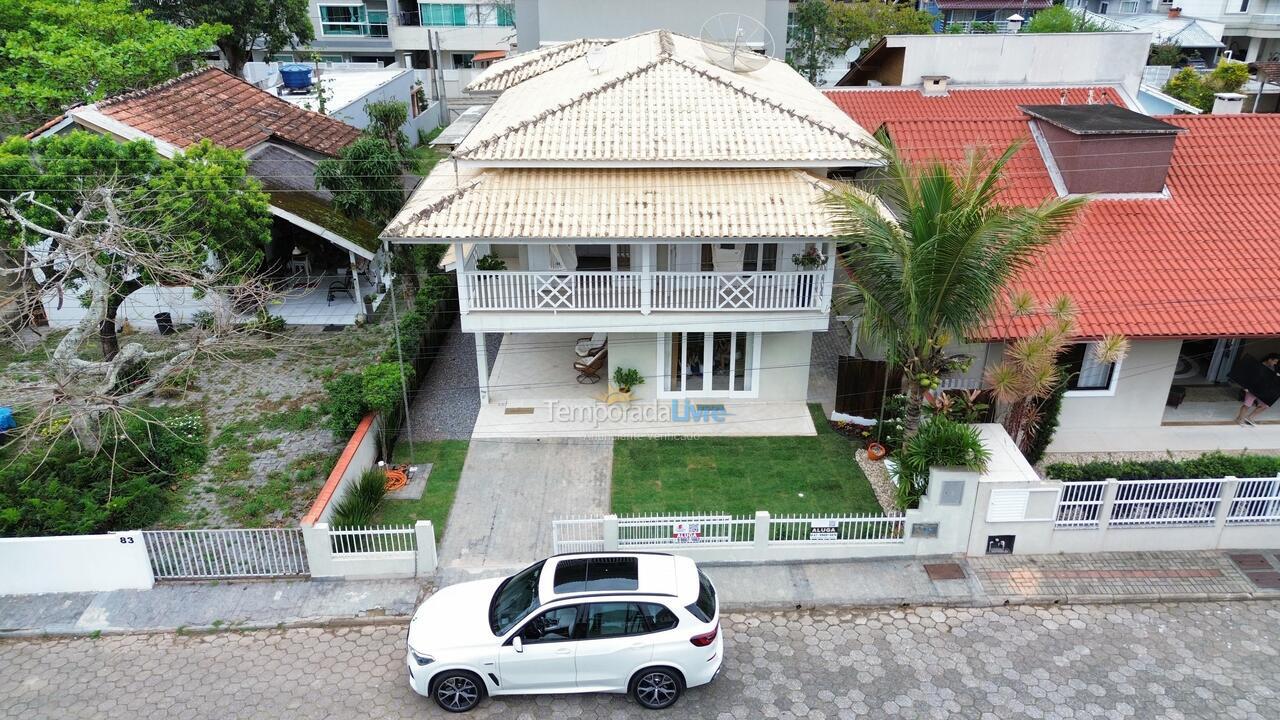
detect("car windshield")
[489,560,545,635]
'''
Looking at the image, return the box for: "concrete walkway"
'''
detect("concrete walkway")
[0,579,422,637]
[4,551,1276,637]
[435,437,613,584]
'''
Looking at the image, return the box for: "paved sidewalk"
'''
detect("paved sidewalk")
[3,551,1276,637]
[0,579,424,637]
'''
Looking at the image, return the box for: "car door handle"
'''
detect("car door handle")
[556,647,572,655]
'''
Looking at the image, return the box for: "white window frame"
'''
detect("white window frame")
[656,331,762,399]
[1064,342,1123,398]
[319,3,370,37]
[1117,0,1140,13]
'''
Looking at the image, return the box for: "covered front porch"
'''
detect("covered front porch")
[473,331,817,438]
[1162,337,1280,426]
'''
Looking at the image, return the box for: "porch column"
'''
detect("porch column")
[455,242,470,315]
[821,241,838,312]
[1247,36,1263,63]
[348,251,365,322]
[640,243,653,315]
[474,332,490,404]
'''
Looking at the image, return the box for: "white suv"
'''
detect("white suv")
[406,552,722,712]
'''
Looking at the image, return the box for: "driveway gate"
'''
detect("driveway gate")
[142,528,309,579]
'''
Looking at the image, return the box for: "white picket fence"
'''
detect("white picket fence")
[328,525,416,555]
[1053,476,1280,530]
[552,511,906,558]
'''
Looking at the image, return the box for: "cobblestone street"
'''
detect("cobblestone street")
[3,601,1276,719]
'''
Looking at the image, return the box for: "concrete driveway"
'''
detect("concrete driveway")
[436,437,612,584]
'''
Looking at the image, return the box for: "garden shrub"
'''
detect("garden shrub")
[323,372,367,436]
[1047,452,1280,482]
[890,417,990,509]
[0,409,208,537]
[1022,381,1066,466]
[330,468,388,527]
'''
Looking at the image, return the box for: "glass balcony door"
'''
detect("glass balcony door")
[663,331,758,398]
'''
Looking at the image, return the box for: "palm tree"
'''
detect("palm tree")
[827,140,1087,437]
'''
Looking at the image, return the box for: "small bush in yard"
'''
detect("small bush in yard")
[331,468,388,527]
[890,417,990,510]
[323,372,367,436]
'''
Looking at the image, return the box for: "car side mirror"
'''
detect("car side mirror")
[513,636,524,653]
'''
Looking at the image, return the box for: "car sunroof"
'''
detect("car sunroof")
[552,557,639,593]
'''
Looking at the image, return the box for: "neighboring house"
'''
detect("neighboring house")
[243,61,443,141]
[917,0,1046,33]
[833,32,1152,100]
[383,30,882,436]
[29,68,391,330]
[828,83,1280,453]
[1069,0,1274,61]
[1073,6,1225,64]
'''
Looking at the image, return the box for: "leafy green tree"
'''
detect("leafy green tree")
[0,0,223,136]
[1023,5,1104,33]
[827,139,1087,437]
[828,1,935,53]
[1148,42,1185,66]
[1163,61,1250,112]
[0,131,272,359]
[787,0,836,83]
[134,0,314,77]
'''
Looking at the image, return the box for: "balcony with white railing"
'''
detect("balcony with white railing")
[463,269,830,313]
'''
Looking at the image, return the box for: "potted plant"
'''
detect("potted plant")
[363,294,376,318]
[476,254,507,271]
[791,246,827,306]
[610,367,645,403]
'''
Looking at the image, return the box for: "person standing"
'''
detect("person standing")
[1236,353,1280,426]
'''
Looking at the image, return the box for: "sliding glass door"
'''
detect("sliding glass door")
[662,331,759,397]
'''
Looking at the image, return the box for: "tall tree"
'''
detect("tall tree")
[0,0,222,136]
[0,133,277,451]
[134,0,313,77]
[0,132,272,360]
[787,0,836,84]
[827,140,1087,436]
[828,1,936,54]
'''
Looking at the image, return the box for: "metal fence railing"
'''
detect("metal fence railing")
[328,525,416,555]
[617,514,753,547]
[1054,481,1108,528]
[143,528,308,579]
[769,513,904,543]
[1227,477,1280,525]
[1109,478,1223,527]
[551,517,606,554]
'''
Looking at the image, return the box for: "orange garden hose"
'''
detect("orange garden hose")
[384,466,409,492]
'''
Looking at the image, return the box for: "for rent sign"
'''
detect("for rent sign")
[672,522,702,543]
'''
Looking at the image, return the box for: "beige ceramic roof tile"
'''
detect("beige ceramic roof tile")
[454,31,880,164]
[466,38,613,93]
[384,166,868,240]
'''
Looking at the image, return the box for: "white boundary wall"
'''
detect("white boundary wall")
[301,521,436,579]
[0,531,153,595]
[967,425,1280,555]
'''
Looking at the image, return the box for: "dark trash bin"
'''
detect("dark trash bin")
[155,312,175,335]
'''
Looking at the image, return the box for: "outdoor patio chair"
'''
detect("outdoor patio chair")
[575,332,607,358]
[574,348,607,384]
[327,279,353,305]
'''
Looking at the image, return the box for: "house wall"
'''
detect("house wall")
[1058,339,1181,430]
[516,0,789,58]
[880,32,1151,97]
[757,331,813,401]
[608,332,661,401]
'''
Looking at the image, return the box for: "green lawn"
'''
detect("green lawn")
[373,440,469,541]
[611,404,882,516]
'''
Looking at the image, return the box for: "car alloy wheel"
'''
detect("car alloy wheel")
[633,670,680,709]
[434,673,481,713]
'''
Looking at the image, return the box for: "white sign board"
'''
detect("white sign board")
[672,522,702,543]
[809,519,839,541]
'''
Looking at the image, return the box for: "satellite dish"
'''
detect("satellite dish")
[844,46,862,63]
[699,13,774,73]
[585,46,606,73]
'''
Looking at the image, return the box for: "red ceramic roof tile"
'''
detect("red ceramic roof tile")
[96,68,360,157]
[824,88,1280,340]
[823,86,1127,133]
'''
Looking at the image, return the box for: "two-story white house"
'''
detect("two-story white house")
[382,30,882,436]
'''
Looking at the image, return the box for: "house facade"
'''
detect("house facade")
[384,30,882,435]
[29,68,391,330]
[827,83,1280,454]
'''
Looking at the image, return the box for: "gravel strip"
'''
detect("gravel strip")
[402,322,500,441]
[856,449,902,516]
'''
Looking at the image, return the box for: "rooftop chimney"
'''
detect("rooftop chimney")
[920,75,950,97]
[1168,6,1182,18]
[1212,92,1246,114]
[1021,104,1183,194]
